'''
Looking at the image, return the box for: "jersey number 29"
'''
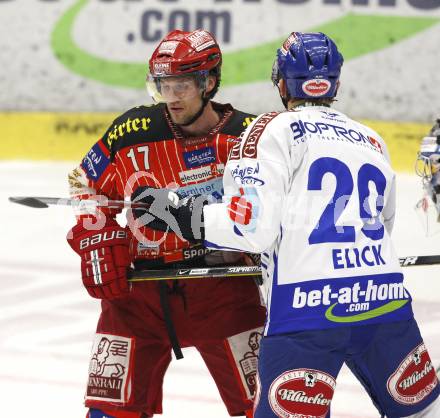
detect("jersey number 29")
[307,157,386,244]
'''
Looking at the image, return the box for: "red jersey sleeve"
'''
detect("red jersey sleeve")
[68,138,122,219]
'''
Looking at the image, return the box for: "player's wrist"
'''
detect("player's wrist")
[175,194,208,243]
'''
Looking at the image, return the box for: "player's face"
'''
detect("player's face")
[166,75,216,125]
[166,90,204,125]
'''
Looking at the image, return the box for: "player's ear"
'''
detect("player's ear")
[334,80,340,97]
[205,75,216,95]
[278,79,288,99]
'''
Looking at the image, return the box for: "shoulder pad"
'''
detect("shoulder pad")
[222,109,257,136]
[102,104,172,153]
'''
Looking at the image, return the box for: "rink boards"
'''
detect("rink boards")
[0,113,432,172]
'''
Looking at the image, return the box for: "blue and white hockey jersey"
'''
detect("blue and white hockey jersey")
[203,106,414,336]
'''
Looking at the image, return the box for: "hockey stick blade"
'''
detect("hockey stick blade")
[9,196,52,208]
[8,196,149,209]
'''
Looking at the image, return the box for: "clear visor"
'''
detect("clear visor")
[415,153,433,183]
[415,153,440,184]
[146,74,205,103]
[415,153,440,231]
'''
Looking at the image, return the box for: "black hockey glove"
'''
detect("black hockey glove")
[131,186,209,244]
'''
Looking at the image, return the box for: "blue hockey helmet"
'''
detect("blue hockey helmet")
[272,32,343,101]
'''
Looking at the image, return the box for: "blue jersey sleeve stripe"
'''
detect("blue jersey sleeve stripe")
[203,240,245,252]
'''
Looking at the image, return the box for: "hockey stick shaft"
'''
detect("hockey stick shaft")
[398,255,440,267]
[128,257,440,282]
[9,196,440,271]
[8,196,148,209]
[128,265,262,282]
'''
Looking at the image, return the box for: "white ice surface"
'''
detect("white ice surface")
[0,162,439,418]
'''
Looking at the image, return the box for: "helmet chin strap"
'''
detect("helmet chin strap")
[178,96,209,127]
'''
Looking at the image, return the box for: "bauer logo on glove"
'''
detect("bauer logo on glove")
[79,230,128,250]
[67,218,132,300]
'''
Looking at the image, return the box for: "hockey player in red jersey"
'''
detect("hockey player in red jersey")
[66,29,266,418]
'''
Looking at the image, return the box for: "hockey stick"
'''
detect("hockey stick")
[128,265,262,282]
[398,255,440,267]
[9,197,440,270]
[128,257,439,282]
[8,196,148,209]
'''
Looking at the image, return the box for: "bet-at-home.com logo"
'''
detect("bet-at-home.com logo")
[292,280,410,323]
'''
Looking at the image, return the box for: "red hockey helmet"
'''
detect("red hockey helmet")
[147,29,222,103]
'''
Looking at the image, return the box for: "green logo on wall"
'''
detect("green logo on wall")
[51,0,439,89]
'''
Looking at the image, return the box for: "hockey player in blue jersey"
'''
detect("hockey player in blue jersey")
[134,32,440,417]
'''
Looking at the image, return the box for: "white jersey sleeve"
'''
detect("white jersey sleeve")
[203,112,299,253]
[380,144,396,235]
[203,106,413,336]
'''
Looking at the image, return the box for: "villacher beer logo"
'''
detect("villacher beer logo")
[269,369,336,418]
[302,79,331,97]
[387,343,438,405]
